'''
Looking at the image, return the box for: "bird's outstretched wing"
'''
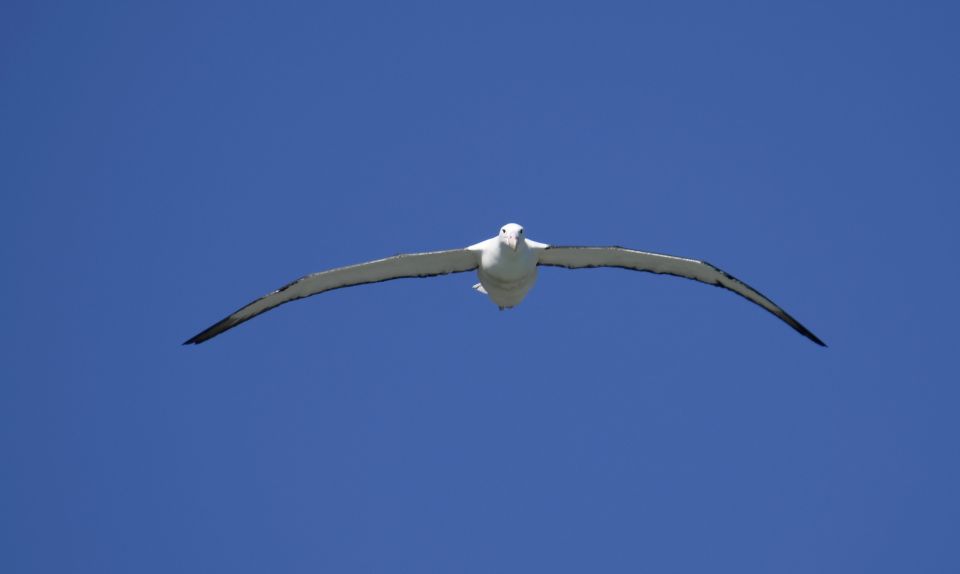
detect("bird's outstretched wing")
[184,249,479,344]
[537,246,825,346]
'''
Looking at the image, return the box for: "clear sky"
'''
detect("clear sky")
[3,1,959,572]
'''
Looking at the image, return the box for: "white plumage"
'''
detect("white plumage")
[185,223,824,346]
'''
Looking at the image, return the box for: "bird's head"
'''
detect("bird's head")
[499,223,525,251]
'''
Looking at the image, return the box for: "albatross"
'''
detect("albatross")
[184,223,825,346]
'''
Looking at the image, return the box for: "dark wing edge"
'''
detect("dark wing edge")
[538,246,826,347]
[183,249,479,345]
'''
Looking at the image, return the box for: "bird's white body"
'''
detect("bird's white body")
[468,223,547,309]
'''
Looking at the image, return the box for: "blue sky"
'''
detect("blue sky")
[2,1,959,572]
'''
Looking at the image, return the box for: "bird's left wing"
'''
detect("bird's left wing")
[538,246,825,346]
[184,249,479,344]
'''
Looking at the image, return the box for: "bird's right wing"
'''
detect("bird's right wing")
[538,246,825,346]
[184,249,479,344]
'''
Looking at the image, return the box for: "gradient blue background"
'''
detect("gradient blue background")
[3,1,958,572]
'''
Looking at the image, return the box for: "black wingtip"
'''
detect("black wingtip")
[182,330,216,346]
[182,316,241,346]
[182,333,205,345]
[796,325,827,347]
[182,326,216,346]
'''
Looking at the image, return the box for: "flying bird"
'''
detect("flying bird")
[184,223,825,346]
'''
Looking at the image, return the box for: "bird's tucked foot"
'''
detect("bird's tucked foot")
[472,282,488,295]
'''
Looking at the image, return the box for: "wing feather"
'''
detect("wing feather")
[184,249,479,344]
[538,246,825,346]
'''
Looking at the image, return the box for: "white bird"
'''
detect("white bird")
[184,223,825,346]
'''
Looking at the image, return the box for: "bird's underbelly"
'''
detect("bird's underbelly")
[477,266,538,308]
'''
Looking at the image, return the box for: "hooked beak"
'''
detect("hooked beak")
[506,235,518,251]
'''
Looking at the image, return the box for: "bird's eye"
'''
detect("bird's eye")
[519,229,523,234]
[501,229,505,233]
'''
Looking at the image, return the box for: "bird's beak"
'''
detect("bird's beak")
[506,235,518,251]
